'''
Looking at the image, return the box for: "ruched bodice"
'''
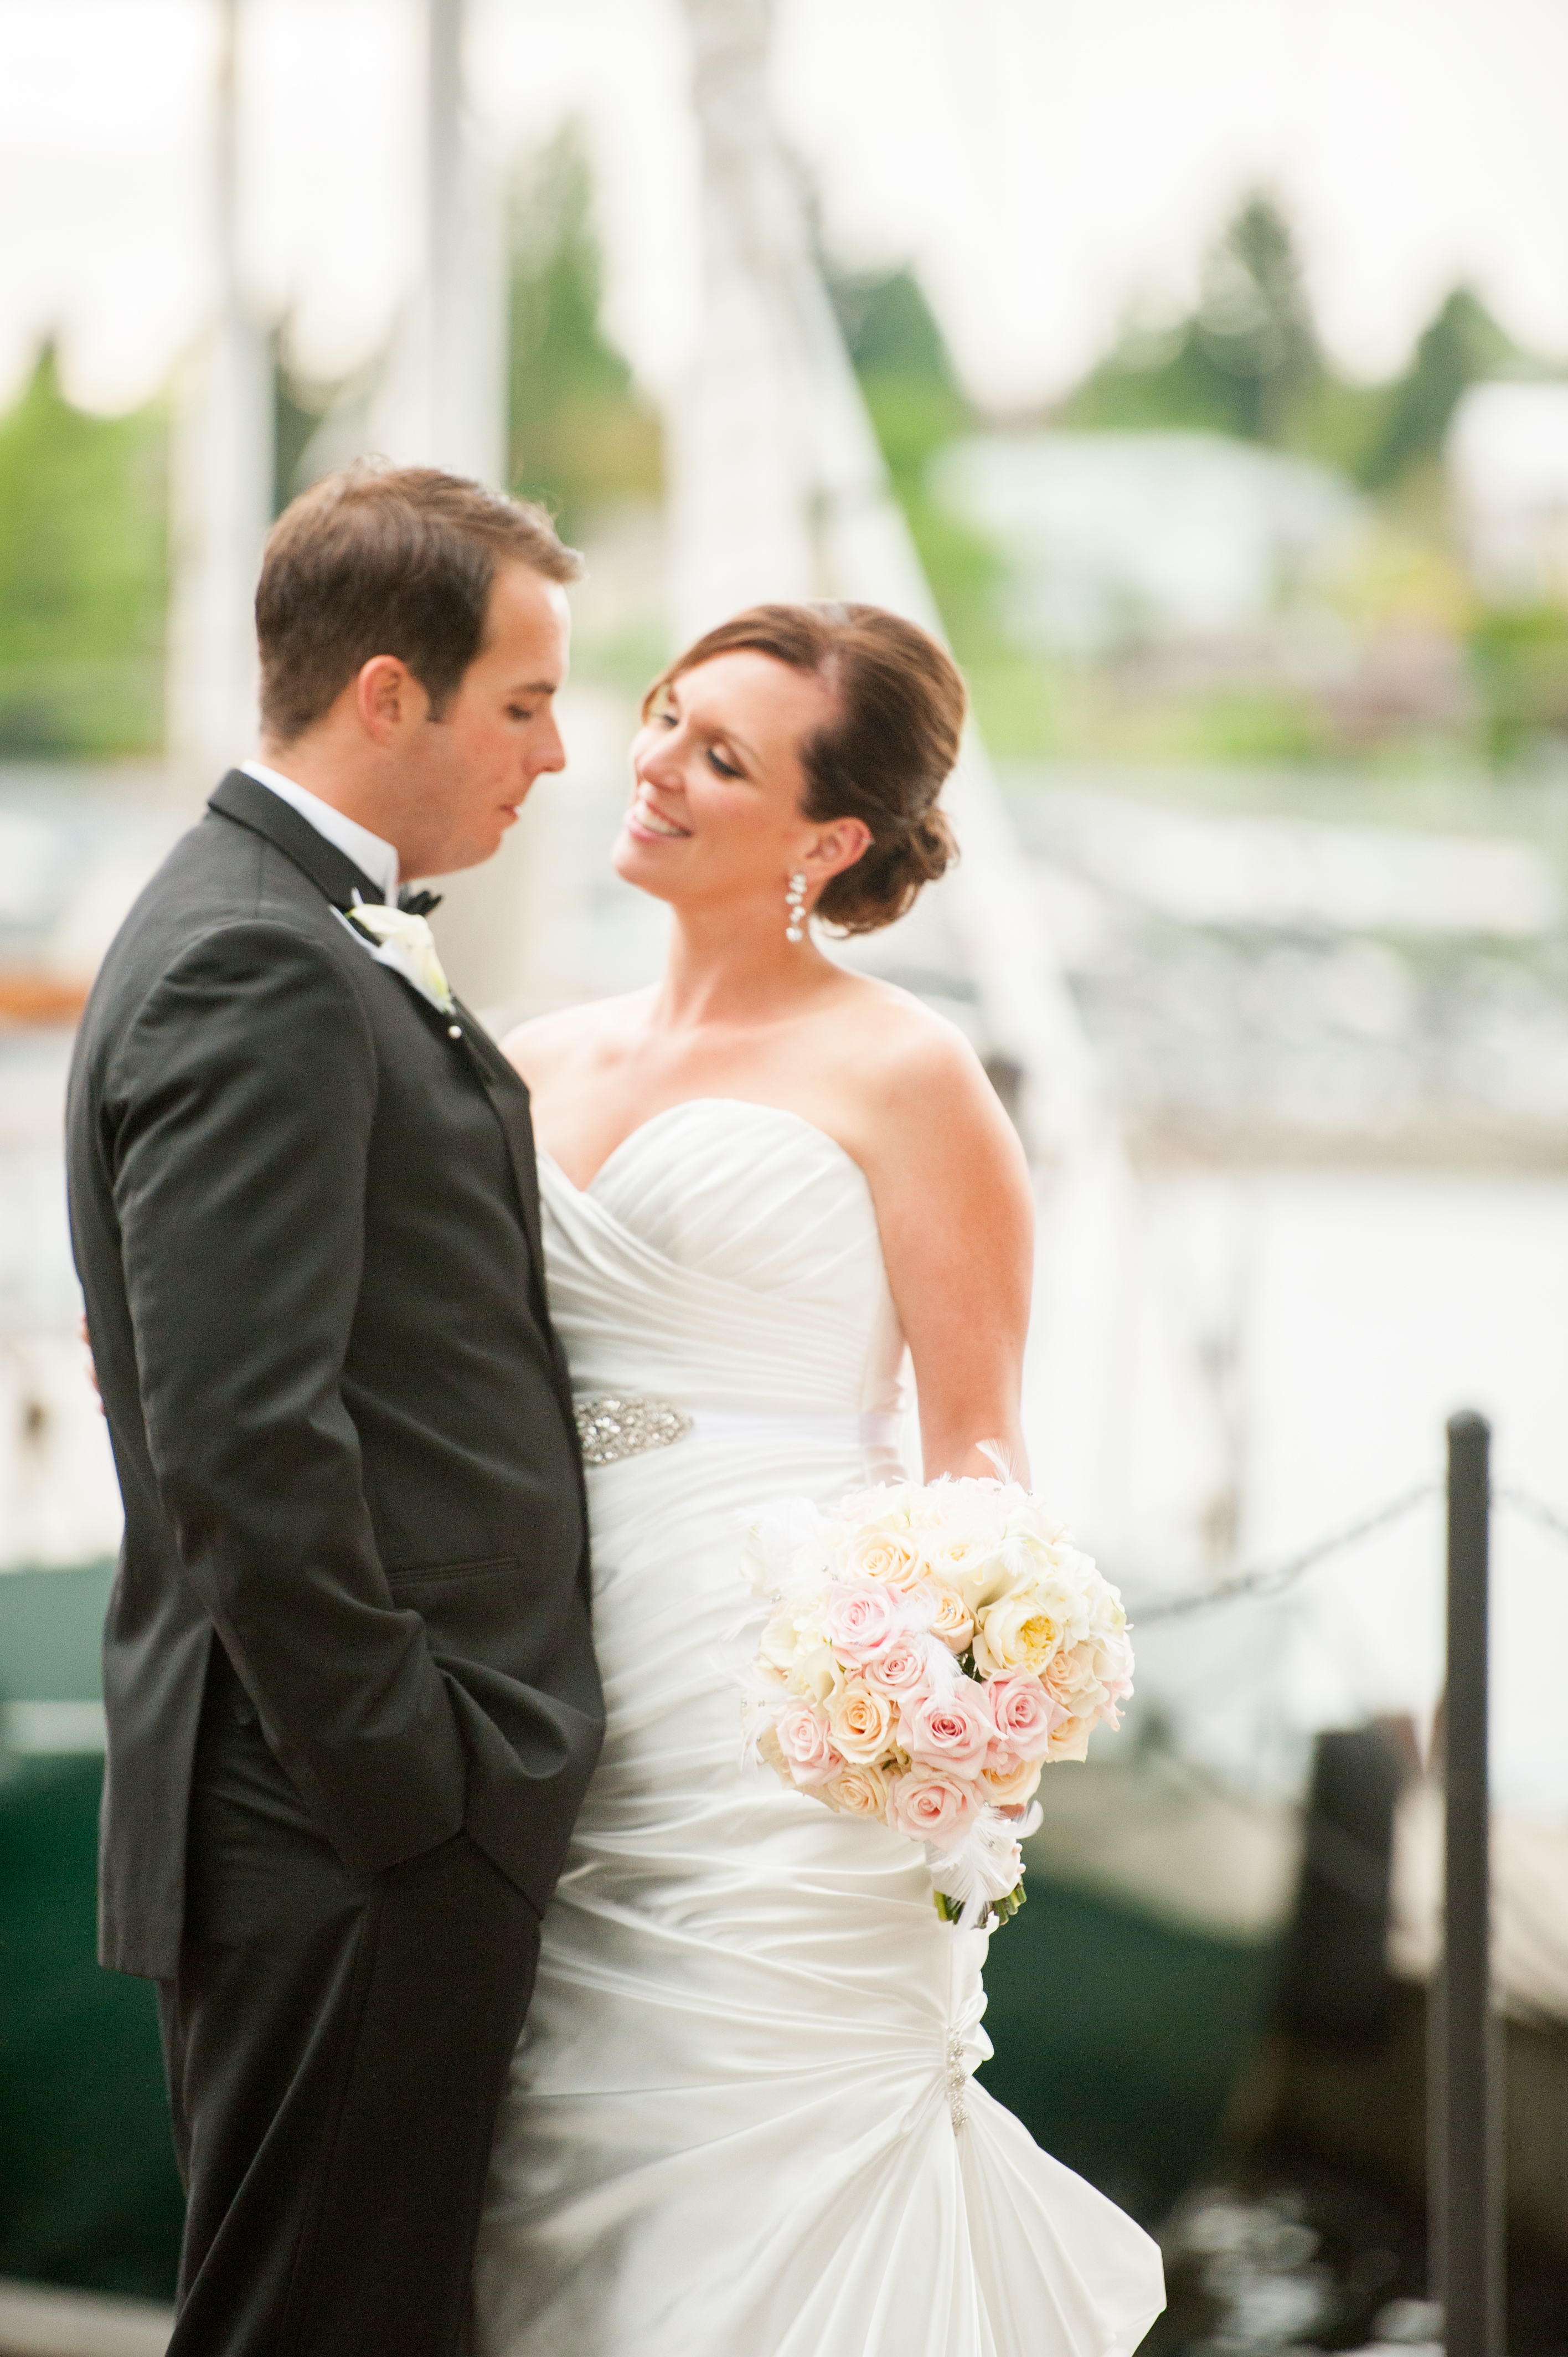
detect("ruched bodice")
[537,1098,908,1419]
[475,1099,1164,2357]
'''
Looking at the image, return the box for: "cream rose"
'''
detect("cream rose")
[971,1588,1062,1679]
[826,1677,899,1763]
[792,1641,848,1706]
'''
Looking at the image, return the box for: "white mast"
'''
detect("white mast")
[165,0,272,784]
[671,0,1137,1526]
[369,0,506,484]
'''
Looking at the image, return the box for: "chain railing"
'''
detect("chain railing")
[1117,1419,1568,2357]
[1125,1475,1568,1627]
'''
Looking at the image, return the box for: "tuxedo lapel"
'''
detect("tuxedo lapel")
[208,770,386,908]
[452,1010,549,1300]
[207,771,556,1320]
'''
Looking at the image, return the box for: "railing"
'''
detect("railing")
[1128,1409,1568,2357]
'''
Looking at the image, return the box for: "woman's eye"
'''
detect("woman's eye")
[708,749,741,779]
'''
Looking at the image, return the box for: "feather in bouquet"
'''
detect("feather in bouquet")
[740,1475,1133,1932]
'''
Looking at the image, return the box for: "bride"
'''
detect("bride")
[474,601,1164,2356]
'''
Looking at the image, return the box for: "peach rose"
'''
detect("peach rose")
[900,1685,993,1777]
[983,1753,1044,1808]
[927,1586,976,1654]
[821,1761,893,1820]
[1046,1712,1095,1764]
[844,1529,928,1591]
[826,1677,899,1764]
[774,1699,841,1788]
[984,1670,1060,1762]
[888,1766,983,1848]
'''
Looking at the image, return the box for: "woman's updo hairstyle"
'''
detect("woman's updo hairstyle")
[644,600,964,934]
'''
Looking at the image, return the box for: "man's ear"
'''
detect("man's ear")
[354,655,425,746]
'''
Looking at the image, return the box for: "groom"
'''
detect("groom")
[67,462,604,2355]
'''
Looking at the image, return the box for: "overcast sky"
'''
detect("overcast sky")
[4,0,1568,416]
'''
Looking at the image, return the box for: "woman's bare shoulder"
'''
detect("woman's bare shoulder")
[812,972,1015,1159]
[499,991,649,1084]
[829,972,992,1097]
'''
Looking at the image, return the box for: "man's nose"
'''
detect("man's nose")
[530,712,567,776]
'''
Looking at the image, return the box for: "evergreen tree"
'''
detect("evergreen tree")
[0,347,167,756]
[507,131,660,538]
[1360,287,1515,490]
[1064,194,1327,450]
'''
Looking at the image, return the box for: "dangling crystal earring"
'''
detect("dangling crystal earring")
[785,872,808,943]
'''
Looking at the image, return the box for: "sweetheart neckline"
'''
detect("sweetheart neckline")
[536,1097,870,1200]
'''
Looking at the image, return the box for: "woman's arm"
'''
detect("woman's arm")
[855,1012,1035,1484]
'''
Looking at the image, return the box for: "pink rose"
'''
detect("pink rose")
[862,1638,932,1699]
[900,1684,993,1776]
[774,1699,842,1788]
[821,1581,910,1663]
[984,1671,1060,1763]
[888,1766,983,1849]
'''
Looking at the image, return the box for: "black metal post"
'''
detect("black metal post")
[1430,1411,1502,2357]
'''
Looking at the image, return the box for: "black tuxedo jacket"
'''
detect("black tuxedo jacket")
[67,772,604,1978]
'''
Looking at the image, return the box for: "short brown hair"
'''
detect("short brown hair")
[256,460,582,743]
[646,601,964,933]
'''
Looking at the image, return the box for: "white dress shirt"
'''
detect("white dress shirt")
[240,760,400,905]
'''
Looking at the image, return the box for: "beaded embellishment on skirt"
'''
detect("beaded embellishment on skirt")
[573,1394,694,1466]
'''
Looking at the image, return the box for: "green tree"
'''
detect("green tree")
[1064,196,1328,449]
[1360,287,1515,491]
[0,347,167,756]
[508,131,660,539]
[829,267,1000,656]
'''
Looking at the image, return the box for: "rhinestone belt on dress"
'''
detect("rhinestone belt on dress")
[573,1394,694,1466]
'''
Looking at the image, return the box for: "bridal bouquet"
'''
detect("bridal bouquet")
[740,1475,1133,1932]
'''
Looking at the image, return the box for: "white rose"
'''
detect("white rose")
[971,1587,1064,1678]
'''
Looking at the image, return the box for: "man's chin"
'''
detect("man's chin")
[419,827,510,878]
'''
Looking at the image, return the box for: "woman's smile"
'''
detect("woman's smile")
[625,783,693,841]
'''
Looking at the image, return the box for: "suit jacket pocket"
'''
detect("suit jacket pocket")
[385,1553,518,1588]
[384,1555,528,1672]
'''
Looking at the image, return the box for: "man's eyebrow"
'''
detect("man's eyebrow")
[508,677,561,697]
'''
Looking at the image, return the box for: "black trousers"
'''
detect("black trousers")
[157,1659,540,2357]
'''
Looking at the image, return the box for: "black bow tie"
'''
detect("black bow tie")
[397,888,443,917]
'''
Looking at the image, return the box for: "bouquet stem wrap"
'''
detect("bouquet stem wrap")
[740,1475,1134,1934]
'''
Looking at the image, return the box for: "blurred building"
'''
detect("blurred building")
[1448,379,1568,604]
[931,430,1362,657]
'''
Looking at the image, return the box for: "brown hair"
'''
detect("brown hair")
[646,601,963,933]
[256,460,582,744]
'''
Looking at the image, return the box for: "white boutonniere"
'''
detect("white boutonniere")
[337,902,455,1015]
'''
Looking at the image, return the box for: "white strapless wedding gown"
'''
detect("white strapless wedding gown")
[473,1099,1164,2357]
